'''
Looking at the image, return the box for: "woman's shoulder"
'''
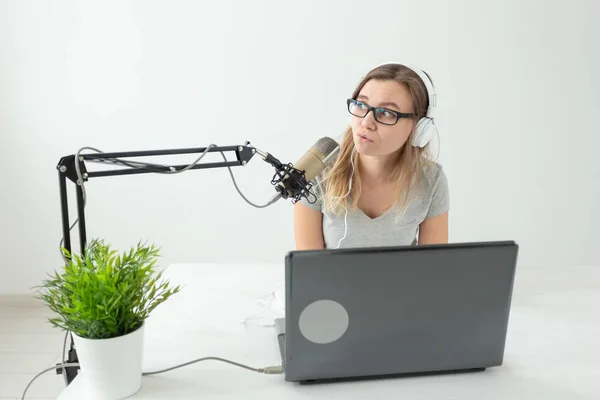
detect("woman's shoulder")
[416,159,449,216]
[410,158,448,200]
[420,159,447,185]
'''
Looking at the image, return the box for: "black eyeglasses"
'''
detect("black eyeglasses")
[347,98,415,125]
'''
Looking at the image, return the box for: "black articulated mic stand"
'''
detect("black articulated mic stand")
[54,141,314,384]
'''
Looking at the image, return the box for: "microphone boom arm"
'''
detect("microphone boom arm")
[57,143,257,184]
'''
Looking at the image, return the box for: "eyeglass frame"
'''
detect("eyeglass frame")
[346,98,416,126]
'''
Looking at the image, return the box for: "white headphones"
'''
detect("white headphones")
[373,62,438,148]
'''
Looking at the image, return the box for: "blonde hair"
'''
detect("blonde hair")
[320,63,435,215]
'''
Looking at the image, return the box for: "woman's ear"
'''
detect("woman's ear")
[407,123,418,146]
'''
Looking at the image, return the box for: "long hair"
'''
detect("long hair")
[320,63,436,215]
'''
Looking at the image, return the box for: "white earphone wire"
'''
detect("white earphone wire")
[240,282,285,328]
[334,147,355,249]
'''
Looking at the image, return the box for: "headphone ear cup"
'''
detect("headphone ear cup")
[411,118,436,148]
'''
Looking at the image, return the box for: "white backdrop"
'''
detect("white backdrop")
[1,0,599,294]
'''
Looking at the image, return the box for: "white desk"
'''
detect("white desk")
[57,263,600,399]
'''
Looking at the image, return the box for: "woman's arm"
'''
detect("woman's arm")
[418,211,449,244]
[293,203,325,250]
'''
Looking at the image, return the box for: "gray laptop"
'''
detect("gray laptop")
[274,241,519,383]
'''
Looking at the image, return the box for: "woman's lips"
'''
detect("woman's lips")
[358,134,373,143]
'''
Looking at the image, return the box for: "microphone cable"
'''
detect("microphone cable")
[218,149,280,209]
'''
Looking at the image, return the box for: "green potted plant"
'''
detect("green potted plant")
[35,238,180,400]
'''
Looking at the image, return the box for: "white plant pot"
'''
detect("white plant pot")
[71,323,145,400]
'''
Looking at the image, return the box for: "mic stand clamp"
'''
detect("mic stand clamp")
[270,164,314,204]
[248,146,314,204]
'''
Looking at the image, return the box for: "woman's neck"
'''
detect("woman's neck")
[358,153,396,186]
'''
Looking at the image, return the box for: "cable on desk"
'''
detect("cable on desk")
[240,283,285,327]
[143,356,283,376]
[21,363,80,400]
[21,357,283,399]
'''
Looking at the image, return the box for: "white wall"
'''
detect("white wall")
[1,0,599,294]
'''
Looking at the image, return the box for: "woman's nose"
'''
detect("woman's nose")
[361,110,376,129]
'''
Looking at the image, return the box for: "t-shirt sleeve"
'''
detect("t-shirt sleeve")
[296,178,324,212]
[426,167,449,218]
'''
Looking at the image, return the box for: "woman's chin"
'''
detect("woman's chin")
[354,140,376,154]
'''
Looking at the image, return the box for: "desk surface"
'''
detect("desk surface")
[57,262,600,399]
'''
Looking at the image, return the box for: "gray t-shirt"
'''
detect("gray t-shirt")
[298,161,449,249]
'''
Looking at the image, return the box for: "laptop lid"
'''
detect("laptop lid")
[281,241,519,382]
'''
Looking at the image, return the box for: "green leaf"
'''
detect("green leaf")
[34,238,179,339]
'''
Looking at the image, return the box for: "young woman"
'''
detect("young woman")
[294,62,449,250]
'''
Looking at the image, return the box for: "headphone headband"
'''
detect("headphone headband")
[374,62,436,119]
